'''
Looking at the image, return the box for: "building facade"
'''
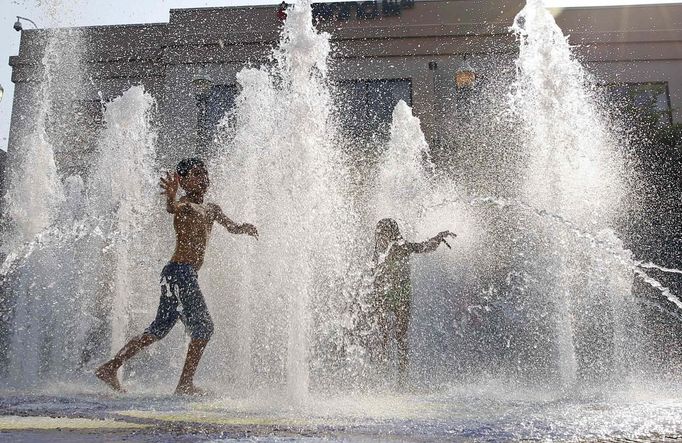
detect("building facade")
[5,0,682,174]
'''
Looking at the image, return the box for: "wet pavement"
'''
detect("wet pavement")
[2,385,682,442]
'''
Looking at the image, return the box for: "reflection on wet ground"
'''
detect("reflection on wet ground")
[2,385,682,442]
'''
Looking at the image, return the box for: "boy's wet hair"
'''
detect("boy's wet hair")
[176,158,206,177]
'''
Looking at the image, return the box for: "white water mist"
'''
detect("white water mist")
[86,85,161,356]
[205,0,356,402]
[511,0,636,388]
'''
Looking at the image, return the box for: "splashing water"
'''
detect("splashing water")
[1,31,82,247]
[511,0,626,223]
[508,0,636,388]
[1,85,160,387]
[375,100,433,232]
[0,27,86,384]
[204,0,358,402]
[1,1,682,439]
[84,85,161,356]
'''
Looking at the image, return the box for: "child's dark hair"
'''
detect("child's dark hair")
[374,218,402,257]
[176,158,206,177]
[376,218,400,239]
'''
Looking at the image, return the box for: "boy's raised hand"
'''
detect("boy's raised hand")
[160,171,179,199]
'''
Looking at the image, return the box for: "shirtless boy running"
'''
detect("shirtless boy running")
[96,158,258,395]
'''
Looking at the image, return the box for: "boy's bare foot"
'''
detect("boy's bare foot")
[95,362,125,393]
[174,383,209,396]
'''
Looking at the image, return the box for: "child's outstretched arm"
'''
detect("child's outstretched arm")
[210,204,259,239]
[407,230,456,254]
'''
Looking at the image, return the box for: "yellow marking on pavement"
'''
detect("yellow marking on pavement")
[117,410,312,426]
[0,415,150,430]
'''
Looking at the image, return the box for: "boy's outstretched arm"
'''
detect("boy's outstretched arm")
[210,204,259,239]
[407,230,456,254]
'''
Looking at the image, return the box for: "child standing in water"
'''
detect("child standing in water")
[96,158,258,395]
[373,218,455,380]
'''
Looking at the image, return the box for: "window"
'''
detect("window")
[603,82,672,128]
[197,84,238,151]
[335,78,412,139]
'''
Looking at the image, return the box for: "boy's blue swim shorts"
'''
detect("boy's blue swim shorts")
[144,262,214,341]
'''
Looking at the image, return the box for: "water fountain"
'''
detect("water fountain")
[1,81,161,387]
[1,0,682,440]
[202,1,359,401]
[509,0,635,387]
[0,27,82,385]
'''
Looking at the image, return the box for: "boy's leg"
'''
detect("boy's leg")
[96,272,179,392]
[96,333,158,392]
[174,267,213,395]
[175,338,209,395]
